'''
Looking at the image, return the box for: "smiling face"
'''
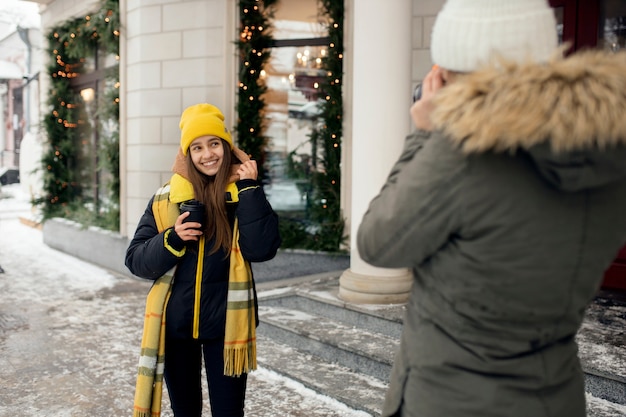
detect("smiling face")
[189,135,225,177]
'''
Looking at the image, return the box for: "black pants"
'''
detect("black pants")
[164,337,247,417]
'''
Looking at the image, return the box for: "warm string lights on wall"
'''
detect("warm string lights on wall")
[235,0,344,251]
[34,0,120,229]
[236,0,277,182]
[304,0,345,251]
[267,1,345,250]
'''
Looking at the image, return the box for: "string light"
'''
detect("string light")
[40,0,121,221]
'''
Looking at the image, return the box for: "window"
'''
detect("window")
[262,0,329,218]
[69,49,118,213]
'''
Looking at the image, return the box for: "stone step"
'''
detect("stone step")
[260,289,403,339]
[256,336,625,417]
[257,304,398,382]
[256,277,626,415]
[575,295,626,407]
[256,336,387,417]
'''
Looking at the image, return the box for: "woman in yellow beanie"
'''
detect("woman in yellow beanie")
[126,103,281,417]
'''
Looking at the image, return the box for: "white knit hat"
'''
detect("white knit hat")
[431,0,558,72]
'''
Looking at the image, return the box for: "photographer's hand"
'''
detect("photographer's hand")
[410,65,445,131]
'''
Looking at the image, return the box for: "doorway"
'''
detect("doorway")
[262,1,329,219]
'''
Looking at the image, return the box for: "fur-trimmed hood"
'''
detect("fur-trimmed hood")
[432,50,626,191]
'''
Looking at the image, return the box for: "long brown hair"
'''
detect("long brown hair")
[186,139,234,255]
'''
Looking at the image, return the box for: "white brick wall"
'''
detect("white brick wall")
[121,0,237,236]
[40,0,444,239]
[411,0,444,87]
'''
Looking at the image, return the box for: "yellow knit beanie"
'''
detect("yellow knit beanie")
[179,103,233,155]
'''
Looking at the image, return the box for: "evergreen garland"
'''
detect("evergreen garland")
[236,0,345,251]
[35,0,120,229]
[278,0,345,251]
[308,0,345,251]
[236,0,277,182]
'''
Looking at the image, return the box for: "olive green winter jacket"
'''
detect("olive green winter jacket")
[357,50,626,417]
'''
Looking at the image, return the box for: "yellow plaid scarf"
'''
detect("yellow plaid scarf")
[132,177,256,417]
[132,274,172,417]
[224,219,257,376]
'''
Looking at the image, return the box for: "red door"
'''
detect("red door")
[603,246,626,291]
[549,0,626,292]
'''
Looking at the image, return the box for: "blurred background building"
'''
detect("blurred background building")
[2,0,625,299]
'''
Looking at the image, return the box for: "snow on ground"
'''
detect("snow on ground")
[1,183,624,416]
[0,184,371,417]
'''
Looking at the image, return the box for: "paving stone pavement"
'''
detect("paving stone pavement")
[0,196,371,417]
[2,184,624,417]
[0,232,371,416]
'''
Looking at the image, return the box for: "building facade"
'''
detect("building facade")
[0,4,41,185]
[17,0,626,300]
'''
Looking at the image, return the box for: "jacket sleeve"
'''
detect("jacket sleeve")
[357,130,466,269]
[125,197,186,279]
[235,179,281,262]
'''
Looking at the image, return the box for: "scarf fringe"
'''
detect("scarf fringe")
[132,407,161,417]
[224,342,257,377]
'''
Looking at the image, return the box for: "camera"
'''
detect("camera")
[413,83,423,102]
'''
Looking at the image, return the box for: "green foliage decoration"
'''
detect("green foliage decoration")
[307,0,345,251]
[238,0,347,252]
[35,0,120,230]
[236,0,277,182]
[277,0,346,252]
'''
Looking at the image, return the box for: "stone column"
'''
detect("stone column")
[339,0,414,304]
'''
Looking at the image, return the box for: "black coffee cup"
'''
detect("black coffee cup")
[179,200,205,228]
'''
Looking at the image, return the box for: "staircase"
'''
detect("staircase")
[255,275,626,417]
[576,293,626,414]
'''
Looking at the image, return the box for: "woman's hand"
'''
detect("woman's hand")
[410,66,445,131]
[237,160,258,181]
[174,211,202,241]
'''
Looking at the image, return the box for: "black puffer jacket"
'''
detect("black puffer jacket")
[125,178,281,339]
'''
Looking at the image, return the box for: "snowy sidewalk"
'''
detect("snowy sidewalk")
[1,183,624,417]
[0,185,371,417]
